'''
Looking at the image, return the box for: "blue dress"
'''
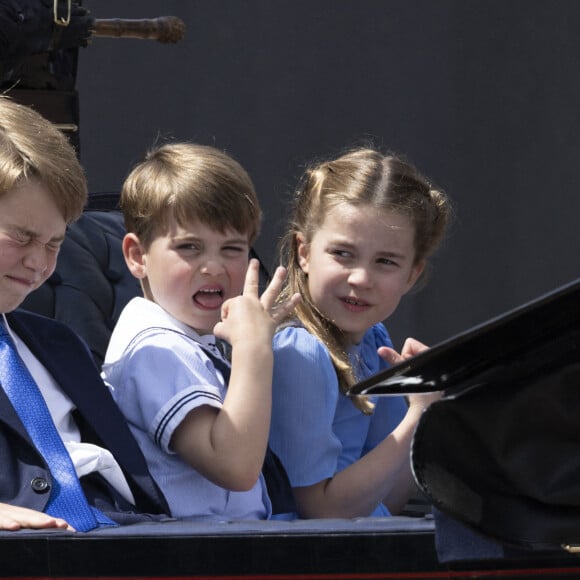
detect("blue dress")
[269,323,408,517]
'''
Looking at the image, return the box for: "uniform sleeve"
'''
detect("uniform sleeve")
[269,327,342,488]
[106,331,224,454]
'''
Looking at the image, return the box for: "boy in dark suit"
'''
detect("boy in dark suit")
[0,96,168,531]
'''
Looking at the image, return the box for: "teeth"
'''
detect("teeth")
[199,289,221,294]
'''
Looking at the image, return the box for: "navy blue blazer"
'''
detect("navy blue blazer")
[0,309,168,519]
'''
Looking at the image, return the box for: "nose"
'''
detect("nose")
[22,241,50,274]
[201,256,225,276]
[348,266,372,288]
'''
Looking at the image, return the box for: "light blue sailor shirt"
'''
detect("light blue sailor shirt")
[102,297,271,520]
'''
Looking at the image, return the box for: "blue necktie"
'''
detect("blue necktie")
[0,322,116,531]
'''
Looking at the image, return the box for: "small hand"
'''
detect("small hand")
[258,262,301,325]
[377,337,428,366]
[0,502,74,531]
[378,337,442,408]
[213,259,300,345]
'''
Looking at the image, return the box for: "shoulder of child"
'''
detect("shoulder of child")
[368,322,392,348]
[274,324,332,362]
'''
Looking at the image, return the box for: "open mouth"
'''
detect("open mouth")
[193,288,224,310]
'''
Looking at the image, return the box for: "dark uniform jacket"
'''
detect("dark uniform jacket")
[0,309,168,521]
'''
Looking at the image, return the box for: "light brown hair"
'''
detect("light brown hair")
[121,142,262,248]
[278,147,451,413]
[0,96,87,222]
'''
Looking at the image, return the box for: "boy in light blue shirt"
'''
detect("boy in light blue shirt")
[102,142,299,520]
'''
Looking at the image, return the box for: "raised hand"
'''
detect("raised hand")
[377,337,428,366]
[213,259,300,347]
[378,338,442,408]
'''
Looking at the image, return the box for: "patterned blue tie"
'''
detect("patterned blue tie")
[0,322,116,531]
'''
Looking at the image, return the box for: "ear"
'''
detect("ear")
[296,233,310,274]
[122,233,147,279]
[405,260,425,293]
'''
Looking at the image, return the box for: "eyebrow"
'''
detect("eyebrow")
[221,237,250,245]
[9,226,66,243]
[377,250,408,260]
[173,234,249,245]
[331,239,409,261]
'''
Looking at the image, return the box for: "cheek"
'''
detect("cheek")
[379,277,412,303]
[231,260,250,289]
[0,246,18,266]
[305,269,331,302]
[46,252,59,274]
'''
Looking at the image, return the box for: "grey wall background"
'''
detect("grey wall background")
[77,1,580,350]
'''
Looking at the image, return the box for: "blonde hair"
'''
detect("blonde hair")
[0,97,87,222]
[121,142,262,248]
[278,147,451,413]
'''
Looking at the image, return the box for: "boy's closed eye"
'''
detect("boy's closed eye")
[174,242,248,259]
[5,228,63,252]
[221,244,247,256]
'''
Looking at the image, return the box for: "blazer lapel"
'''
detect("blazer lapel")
[0,383,36,445]
[8,310,167,512]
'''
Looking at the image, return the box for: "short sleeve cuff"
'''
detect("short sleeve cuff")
[151,385,223,453]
